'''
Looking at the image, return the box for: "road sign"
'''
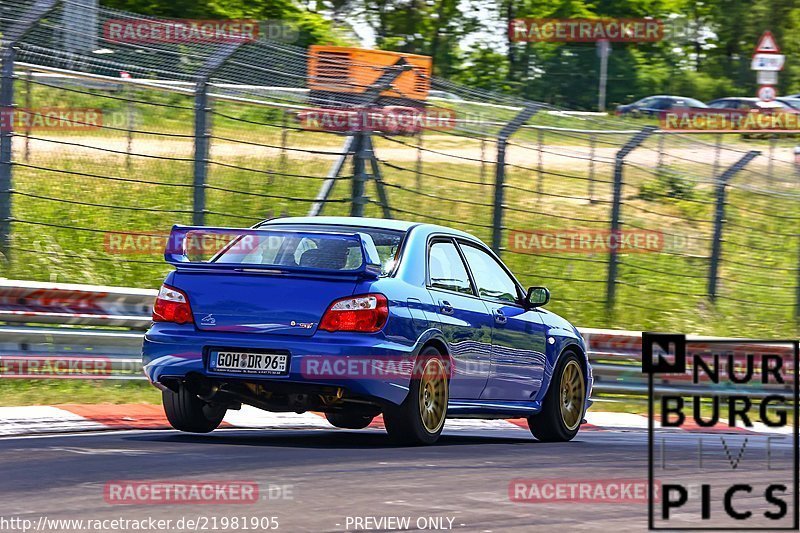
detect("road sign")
[751,53,785,71]
[758,85,776,102]
[755,31,780,53]
[757,70,778,85]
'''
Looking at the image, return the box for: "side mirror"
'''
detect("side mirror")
[526,286,550,308]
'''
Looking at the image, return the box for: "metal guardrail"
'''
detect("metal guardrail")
[0,282,794,398]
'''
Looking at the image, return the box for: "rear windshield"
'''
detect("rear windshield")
[212,224,404,275]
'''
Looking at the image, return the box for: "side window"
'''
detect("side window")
[460,244,519,304]
[428,241,473,295]
[650,98,669,110]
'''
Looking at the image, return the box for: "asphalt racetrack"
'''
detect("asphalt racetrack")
[1,424,795,532]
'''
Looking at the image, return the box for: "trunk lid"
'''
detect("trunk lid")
[163,225,382,336]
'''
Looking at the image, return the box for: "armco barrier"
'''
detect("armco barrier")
[0,282,795,397]
[0,279,155,328]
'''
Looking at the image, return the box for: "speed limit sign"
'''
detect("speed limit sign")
[758,85,776,101]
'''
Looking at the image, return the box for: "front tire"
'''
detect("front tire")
[384,347,449,445]
[325,412,374,429]
[162,385,226,433]
[528,351,586,442]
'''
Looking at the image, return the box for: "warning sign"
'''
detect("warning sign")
[755,31,780,54]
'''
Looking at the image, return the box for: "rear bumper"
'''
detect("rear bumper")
[142,323,418,406]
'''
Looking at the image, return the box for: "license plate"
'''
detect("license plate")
[209,351,289,375]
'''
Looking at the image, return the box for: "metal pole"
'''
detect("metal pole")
[125,87,133,172]
[0,0,59,259]
[308,136,355,216]
[767,134,776,183]
[480,138,486,184]
[606,127,656,309]
[192,84,209,226]
[24,70,31,163]
[656,131,665,171]
[277,110,287,184]
[536,128,544,201]
[191,42,243,226]
[712,133,722,179]
[415,129,423,191]
[597,40,610,112]
[588,133,596,203]
[364,135,391,219]
[707,150,760,301]
[351,128,367,217]
[0,50,15,258]
[492,106,539,254]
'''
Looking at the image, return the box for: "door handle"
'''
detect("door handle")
[494,309,507,324]
[440,300,454,315]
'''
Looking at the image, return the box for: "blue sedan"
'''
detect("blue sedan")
[142,217,592,445]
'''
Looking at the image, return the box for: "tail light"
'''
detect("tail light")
[152,284,194,324]
[319,294,388,333]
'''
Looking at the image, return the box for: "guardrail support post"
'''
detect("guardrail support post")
[492,105,539,254]
[0,0,59,259]
[606,126,655,309]
[707,150,760,301]
[192,42,243,226]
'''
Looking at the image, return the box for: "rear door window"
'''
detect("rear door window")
[428,240,474,295]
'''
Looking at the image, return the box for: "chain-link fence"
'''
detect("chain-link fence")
[2,0,799,338]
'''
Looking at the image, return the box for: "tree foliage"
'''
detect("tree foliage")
[101,0,800,109]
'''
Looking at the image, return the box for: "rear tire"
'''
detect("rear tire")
[528,351,586,442]
[384,347,449,446]
[162,385,226,433]
[325,412,374,429]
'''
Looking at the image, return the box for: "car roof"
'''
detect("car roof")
[261,216,481,242]
[712,97,765,102]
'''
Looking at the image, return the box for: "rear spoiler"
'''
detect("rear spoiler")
[164,225,383,279]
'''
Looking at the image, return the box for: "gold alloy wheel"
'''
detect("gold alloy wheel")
[560,360,585,431]
[418,358,448,434]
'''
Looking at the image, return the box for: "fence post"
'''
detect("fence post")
[606,126,655,309]
[536,127,544,201]
[588,132,596,203]
[712,133,722,179]
[192,42,243,226]
[491,106,538,254]
[415,129,423,191]
[767,134,776,183]
[0,0,59,259]
[656,130,665,171]
[480,137,486,184]
[23,70,32,163]
[350,127,368,217]
[707,150,760,301]
[308,136,355,216]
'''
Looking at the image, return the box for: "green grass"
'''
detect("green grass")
[3,80,799,339]
[0,380,161,406]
